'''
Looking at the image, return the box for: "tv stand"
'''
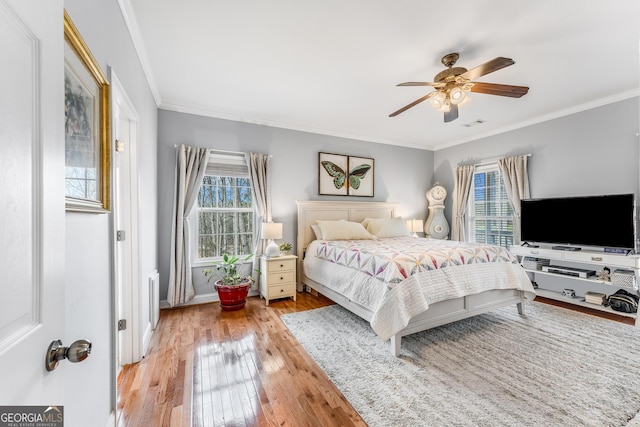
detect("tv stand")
[510,245,640,325]
[551,245,581,251]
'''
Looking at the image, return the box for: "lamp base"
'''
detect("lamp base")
[265,241,280,257]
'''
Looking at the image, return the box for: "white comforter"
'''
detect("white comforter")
[303,236,536,340]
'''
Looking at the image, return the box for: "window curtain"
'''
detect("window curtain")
[246,152,272,290]
[451,164,474,241]
[167,144,210,307]
[498,155,530,245]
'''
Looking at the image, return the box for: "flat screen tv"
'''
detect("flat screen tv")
[520,193,637,251]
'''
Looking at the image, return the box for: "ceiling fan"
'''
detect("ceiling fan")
[389,53,529,123]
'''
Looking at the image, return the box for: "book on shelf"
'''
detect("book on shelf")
[584,291,606,305]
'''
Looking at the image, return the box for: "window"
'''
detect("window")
[65,166,96,200]
[193,153,254,261]
[466,164,514,248]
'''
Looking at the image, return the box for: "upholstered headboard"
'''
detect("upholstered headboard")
[295,200,398,290]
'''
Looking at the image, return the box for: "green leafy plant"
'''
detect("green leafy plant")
[278,241,292,253]
[203,253,256,286]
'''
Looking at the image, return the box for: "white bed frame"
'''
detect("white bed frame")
[296,200,526,356]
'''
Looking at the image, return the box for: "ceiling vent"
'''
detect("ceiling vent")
[462,119,486,128]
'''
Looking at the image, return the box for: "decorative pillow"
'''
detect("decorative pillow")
[317,220,375,240]
[361,218,378,230]
[364,217,410,238]
[311,224,323,240]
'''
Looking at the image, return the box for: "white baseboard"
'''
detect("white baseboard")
[159,289,259,310]
[106,410,116,427]
[142,321,153,356]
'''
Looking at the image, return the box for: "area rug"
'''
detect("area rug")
[281,301,640,426]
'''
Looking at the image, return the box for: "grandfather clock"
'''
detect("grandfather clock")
[424,183,450,239]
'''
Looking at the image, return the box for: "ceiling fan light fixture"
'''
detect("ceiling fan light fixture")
[390,53,528,122]
[436,97,451,112]
[449,87,466,105]
[429,92,446,110]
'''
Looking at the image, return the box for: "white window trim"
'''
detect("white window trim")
[466,163,515,248]
[190,152,255,267]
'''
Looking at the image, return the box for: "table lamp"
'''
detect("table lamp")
[406,219,423,238]
[262,222,283,257]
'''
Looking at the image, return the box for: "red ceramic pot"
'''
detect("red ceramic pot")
[215,280,251,311]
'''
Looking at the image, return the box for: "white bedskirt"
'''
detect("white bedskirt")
[304,239,536,340]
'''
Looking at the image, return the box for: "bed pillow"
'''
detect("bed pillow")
[317,220,375,240]
[361,218,374,229]
[311,224,323,240]
[364,217,410,238]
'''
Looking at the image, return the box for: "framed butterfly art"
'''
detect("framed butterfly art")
[318,152,374,197]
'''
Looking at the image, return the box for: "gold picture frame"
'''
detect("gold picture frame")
[64,10,110,212]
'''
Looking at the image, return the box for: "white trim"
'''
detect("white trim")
[466,165,515,247]
[191,170,255,262]
[162,90,639,152]
[116,0,161,106]
[159,102,425,150]
[159,289,259,309]
[434,89,640,151]
[110,69,143,427]
[105,410,116,427]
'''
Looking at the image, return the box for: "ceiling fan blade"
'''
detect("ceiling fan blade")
[459,57,515,81]
[444,104,458,123]
[470,82,529,98]
[389,92,435,117]
[396,81,443,87]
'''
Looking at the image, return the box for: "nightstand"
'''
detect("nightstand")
[260,254,298,306]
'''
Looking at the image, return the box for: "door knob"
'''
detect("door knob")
[46,339,92,371]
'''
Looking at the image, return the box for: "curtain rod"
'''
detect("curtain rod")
[173,145,272,158]
[460,153,531,168]
[173,144,244,156]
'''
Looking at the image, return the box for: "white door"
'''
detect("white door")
[0,0,65,410]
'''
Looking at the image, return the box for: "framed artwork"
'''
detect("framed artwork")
[318,152,374,197]
[64,10,111,213]
[347,155,374,197]
[319,152,348,195]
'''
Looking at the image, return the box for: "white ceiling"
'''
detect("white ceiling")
[124,0,639,151]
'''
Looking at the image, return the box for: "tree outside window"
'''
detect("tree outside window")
[196,175,253,259]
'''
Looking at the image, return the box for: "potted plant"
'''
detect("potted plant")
[278,241,293,255]
[204,253,256,311]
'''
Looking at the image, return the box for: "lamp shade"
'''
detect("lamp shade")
[261,222,283,240]
[429,92,446,110]
[449,87,466,105]
[406,219,423,237]
[262,222,283,257]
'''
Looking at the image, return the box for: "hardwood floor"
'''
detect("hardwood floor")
[117,292,367,427]
[117,292,635,426]
[534,295,635,325]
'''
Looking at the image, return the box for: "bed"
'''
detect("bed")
[296,200,536,356]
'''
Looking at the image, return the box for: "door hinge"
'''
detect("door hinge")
[117,230,126,241]
[118,319,127,331]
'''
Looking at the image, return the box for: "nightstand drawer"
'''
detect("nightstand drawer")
[267,259,296,273]
[260,254,298,305]
[267,283,296,299]
[267,270,295,285]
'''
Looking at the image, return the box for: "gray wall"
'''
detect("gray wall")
[434,97,640,227]
[157,110,434,299]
